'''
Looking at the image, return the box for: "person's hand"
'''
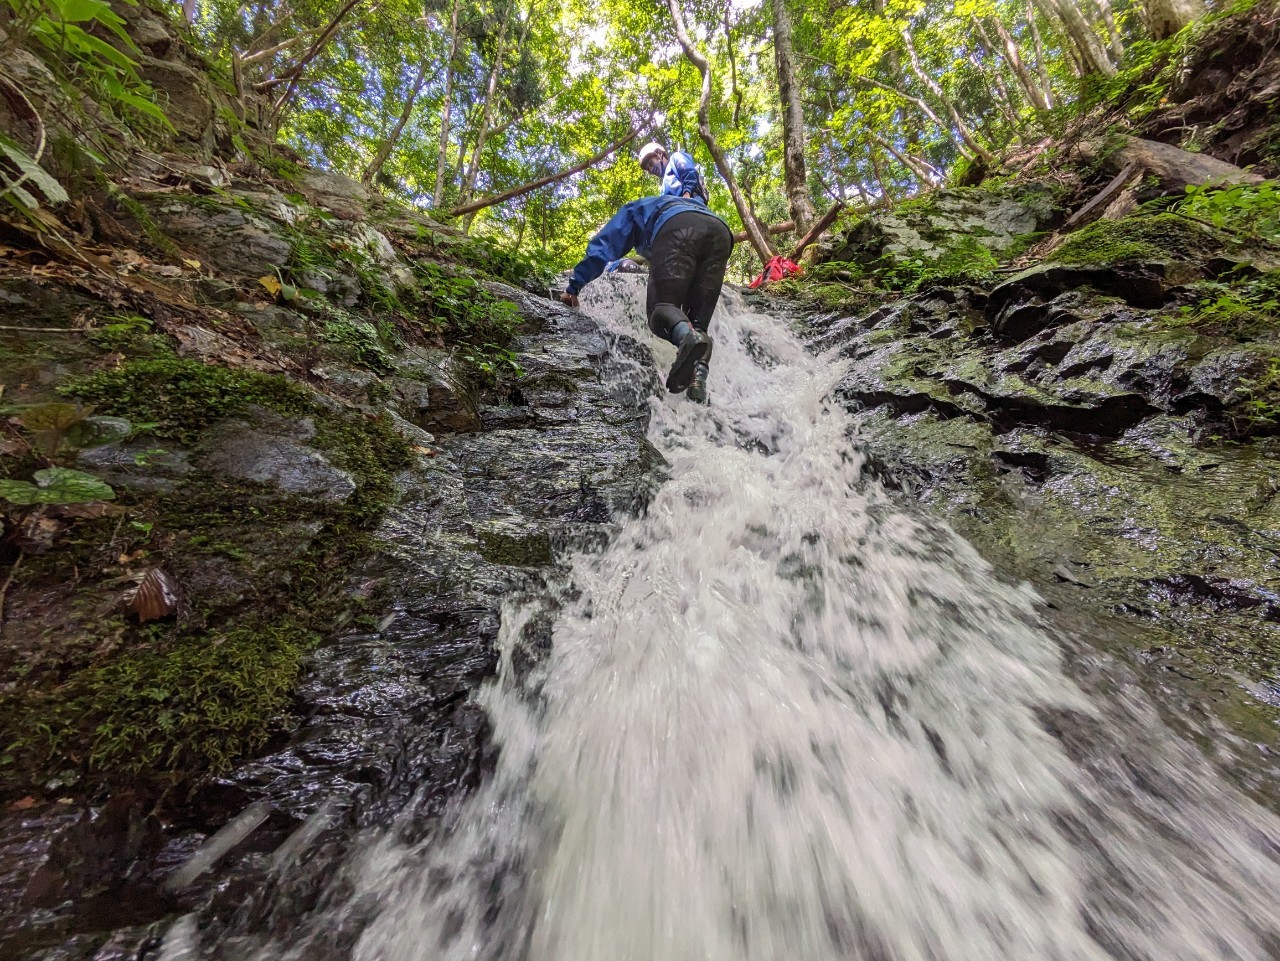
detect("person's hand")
[559,291,579,308]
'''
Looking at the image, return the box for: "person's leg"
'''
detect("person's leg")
[683,220,733,403]
[682,219,733,332]
[648,215,714,392]
[646,216,700,341]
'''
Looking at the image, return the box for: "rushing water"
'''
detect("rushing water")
[195,277,1280,961]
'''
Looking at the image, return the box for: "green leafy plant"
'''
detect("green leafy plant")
[1175,182,1280,246]
[462,343,525,381]
[11,0,170,125]
[8,400,135,455]
[0,467,115,505]
[1235,356,1280,434]
[414,261,522,348]
[0,0,172,221]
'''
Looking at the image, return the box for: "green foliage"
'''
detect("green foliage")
[86,314,172,357]
[0,132,69,213]
[462,342,524,382]
[1176,273,1280,339]
[62,358,313,444]
[0,0,175,225]
[414,260,522,348]
[5,0,170,126]
[1236,356,1280,433]
[1176,182,1280,246]
[0,467,115,506]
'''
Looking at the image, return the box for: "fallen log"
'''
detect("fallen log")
[732,221,795,243]
[789,202,845,261]
[1076,136,1265,192]
[1062,162,1142,231]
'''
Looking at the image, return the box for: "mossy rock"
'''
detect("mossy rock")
[1052,213,1220,268]
[1,355,414,799]
[475,519,553,567]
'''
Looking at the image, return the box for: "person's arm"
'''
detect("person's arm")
[564,205,639,299]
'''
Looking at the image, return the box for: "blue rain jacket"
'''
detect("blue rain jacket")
[566,195,728,295]
[661,150,709,204]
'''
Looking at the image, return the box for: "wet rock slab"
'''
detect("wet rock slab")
[0,290,663,961]
[800,275,1280,704]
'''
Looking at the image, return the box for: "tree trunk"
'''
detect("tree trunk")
[874,134,938,187]
[433,0,461,207]
[182,0,197,23]
[362,58,430,185]
[665,0,776,264]
[731,221,796,243]
[722,3,744,127]
[1138,0,1205,39]
[858,75,972,160]
[984,16,1051,111]
[1077,135,1265,190]
[870,150,896,202]
[1026,0,1055,100]
[1089,0,1126,58]
[898,28,995,163]
[446,122,648,217]
[458,0,517,224]
[1035,0,1115,76]
[966,50,1022,132]
[771,0,816,234]
[788,201,844,261]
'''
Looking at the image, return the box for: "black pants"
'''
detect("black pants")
[645,211,734,342]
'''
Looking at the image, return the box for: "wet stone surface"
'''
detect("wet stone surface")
[796,270,1280,727]
[0,295,663,961]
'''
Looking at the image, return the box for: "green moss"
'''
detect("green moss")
[259,151,304,183]
[1053,213,1216,266]
[313,410,413,525]
[1,350,413,797]
[85,314,174,358]
[13,619,316,776]
[913,236,1000,289]
[62,357,312,444]
[0,397,412,796]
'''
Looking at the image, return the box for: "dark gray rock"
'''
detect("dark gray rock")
[198,422,355,502]
[987,264,1167,337]
[77,441,193,493]
[145,200,292,279]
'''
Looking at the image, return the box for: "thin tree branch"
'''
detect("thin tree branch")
[267,0,370,125]
[446,120,650,217]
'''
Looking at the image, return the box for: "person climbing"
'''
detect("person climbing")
[559,194,733,404]
[638,141,709,205]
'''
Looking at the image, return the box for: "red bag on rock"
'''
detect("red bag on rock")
[748,255,802,289]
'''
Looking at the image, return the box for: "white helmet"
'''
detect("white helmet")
[638,141,666,167]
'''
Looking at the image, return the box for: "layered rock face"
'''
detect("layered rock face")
[787,156,1280,732]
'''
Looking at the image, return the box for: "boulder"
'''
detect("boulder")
[821,187,1050,273]
[145,197,292,279]
[198,419,356,502]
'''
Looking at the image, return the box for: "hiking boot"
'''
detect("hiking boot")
[686,362,709,403]
[666,328,712,393]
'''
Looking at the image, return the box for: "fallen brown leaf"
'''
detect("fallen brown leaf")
[127,567,179,623]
